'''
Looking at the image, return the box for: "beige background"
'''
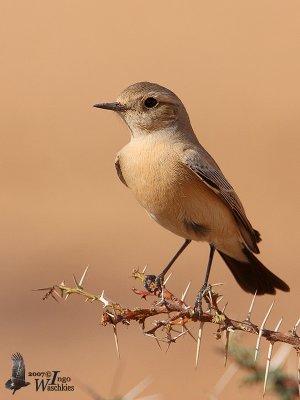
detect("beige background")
[1,1,299,399]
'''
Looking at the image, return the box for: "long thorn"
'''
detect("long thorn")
[183,324,197,342]
[53,289,62,298]
[174,328,193,342]
[292,318,300,336]
[222,302,228,314]
[263,318,283,397]
[144,333,162,350]
[246,290,257,322]
[254,301,274,362]
[142,265,147,273]
[195,322,205,369]
[113,325,120,359]
[271,343,292,370]
[98,290,109,307]
[224,330,230,367]
[79,265,89,288]
[209,363,239,400]
[209,282,224,288]
[297,353,300,397]
[72,273,80,288]
[50,292,59,303]
[155,337,162,351]
[181,282,191,302]
[33,287,54,291]
[164,272,172,285]
[123,377,152,400]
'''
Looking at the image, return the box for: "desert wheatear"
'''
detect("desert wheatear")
[94,82,289,304]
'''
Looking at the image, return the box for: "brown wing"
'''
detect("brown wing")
[182,147,260,253]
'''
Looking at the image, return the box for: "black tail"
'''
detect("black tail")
[218,247,290,295]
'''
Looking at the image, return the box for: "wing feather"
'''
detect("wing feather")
[182,147,260,253]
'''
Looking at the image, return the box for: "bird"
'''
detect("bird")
[5,353,30,394]
[94,82,289,304]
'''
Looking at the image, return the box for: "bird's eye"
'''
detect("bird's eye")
[144,97,158,108]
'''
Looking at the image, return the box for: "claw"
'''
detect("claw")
[194,284,208,318]
[143,272,165,296]
[143,274,157,293]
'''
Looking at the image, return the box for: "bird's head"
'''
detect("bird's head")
[94,82,192,137]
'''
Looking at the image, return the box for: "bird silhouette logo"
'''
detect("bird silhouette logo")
[5,353,30,395]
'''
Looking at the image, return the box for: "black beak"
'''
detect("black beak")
[93,102,127,112]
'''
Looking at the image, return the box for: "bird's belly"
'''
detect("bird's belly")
[118,141,240,247]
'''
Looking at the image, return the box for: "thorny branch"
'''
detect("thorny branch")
[35,266,300,395]
[35,266,300,348]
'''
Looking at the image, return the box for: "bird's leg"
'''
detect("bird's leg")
[194,243,216,316]
[144,239,191,294]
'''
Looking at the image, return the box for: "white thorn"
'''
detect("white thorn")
[254,301,275,362]
[142,265,148,273]
[209,363,239,400]
[195,322,205,369]
[183,324,197,342]
[263,317,283,397]
[175,328,193,341]
[145,334,162,350]
[224,330,230,366]
[53,289,62,298]
[164,272,172,285]
[79,265,89,288]
[113,325,120,360]
[207,287,213,304]
[209,282,224,288]
[137,395,162,400]
[271,343,292,369]
[246,290,257,321]
[222,302,228,314]
[297,354,300,397]
[106,312,114,318]
[292,318,300,335]
[181,281,191,302]
[98,290,110,307]
[123,377,152,400]
[274,318,283,332]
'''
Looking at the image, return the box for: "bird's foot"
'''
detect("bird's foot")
[144,273,164,296]
[194,283,208,318]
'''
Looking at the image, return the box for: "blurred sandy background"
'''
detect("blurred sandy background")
[1,1,299,399]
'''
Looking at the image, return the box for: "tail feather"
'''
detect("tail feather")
[218,247,290,295]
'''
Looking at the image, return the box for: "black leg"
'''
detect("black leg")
[144,239,191,293]
[194,243,216,315]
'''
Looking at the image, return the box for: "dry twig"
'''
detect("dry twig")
[34,266,300,396]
